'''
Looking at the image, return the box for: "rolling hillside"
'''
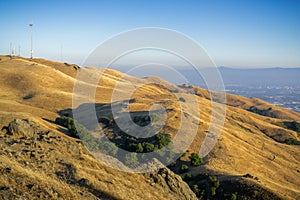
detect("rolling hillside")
[0,55,299,199]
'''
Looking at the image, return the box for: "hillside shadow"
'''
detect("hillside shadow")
[58,99,165,137]
[167,158,281,199]
[55,101,282,199]
[42,117,71,136]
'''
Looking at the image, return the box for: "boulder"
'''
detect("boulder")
[7,119,43,137]
[149,166,197,200]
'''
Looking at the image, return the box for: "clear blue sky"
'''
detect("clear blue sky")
[1,0,299,68]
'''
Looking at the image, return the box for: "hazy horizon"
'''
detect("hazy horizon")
[1,0,300,68]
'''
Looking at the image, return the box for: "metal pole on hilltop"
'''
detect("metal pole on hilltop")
[29,23,33,59]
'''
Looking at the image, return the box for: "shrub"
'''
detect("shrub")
[284,138,300,145]
[211,187,216,196]
[125,153,138,166]
[55,116,87,138]
[55,116,71,128]
[192,184,200,196]
[136,143,144,153]
[179,97,186,102]
[180,164,189,173]
[243,173,254,178]
[150,114,160,122]
[208,175,220,189]
[127,143,138,152]
[55,116,117,153]
[155,133,170,149]
[99,141,118,156]
[284,121,300,132]
[231,193,237,200]
[190,153,203,166]
[143,142,155,152]
[183,173,193,181]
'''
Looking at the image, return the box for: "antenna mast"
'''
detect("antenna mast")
[29,23,33,59]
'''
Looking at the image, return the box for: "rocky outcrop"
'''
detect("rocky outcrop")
[149,168,197,200]
[7,119,43,137]
[0,118,198,200]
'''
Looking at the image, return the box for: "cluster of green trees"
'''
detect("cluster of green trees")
[55,116,176,166]
[55,116,80,138]
[123,133,177,164]
[284,120,300,133]
[55,116,118,156]
[169,152,241,199]
[188,173,220,198]
[284,138,300,145]
[282,121,300,145]
[183,172,238,199]
[124,133,171,153]
[290,121,300,132]
[177,152,204,174]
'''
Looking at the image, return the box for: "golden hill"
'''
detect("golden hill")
[0,55,299,199]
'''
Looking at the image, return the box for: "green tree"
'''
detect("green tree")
[55,116,80,138]
[136,143,144,153]
[143,142,155,152]
[183,173,193,181]
[290,121,300,132]
[155,133,170,149]
[190,152,203,166]
[180,164,189,173]
[192,184,200,196]
[211,187,216,196]
[231,193,237,200]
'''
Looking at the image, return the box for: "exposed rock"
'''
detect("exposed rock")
[150,167,197,200]
[7,119,43,138]
[1,118,199,199]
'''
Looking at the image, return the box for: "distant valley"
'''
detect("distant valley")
[191,67,300,113]
[119,67,300,112]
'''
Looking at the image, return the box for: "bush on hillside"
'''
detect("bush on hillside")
[189,152,203,166]
[125,153,138,166]
[180,164,189,173]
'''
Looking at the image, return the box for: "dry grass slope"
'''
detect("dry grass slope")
[0,55,299,199]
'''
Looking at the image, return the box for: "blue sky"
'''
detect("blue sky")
[0,0,299,68]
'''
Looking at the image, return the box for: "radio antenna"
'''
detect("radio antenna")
[29,23,33,58]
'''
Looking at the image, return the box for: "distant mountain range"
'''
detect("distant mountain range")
[178,67,300,88]
[178,67,300,112]
[114,66,300,88]
[114,66,300,112]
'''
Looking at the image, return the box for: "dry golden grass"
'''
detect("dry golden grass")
[0,55,299,199]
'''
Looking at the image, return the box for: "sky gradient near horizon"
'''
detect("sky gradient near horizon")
[1,0,300,68]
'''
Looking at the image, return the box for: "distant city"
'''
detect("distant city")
[225,85,300,112]
[115,67,300,113]
[193,67,300,113]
